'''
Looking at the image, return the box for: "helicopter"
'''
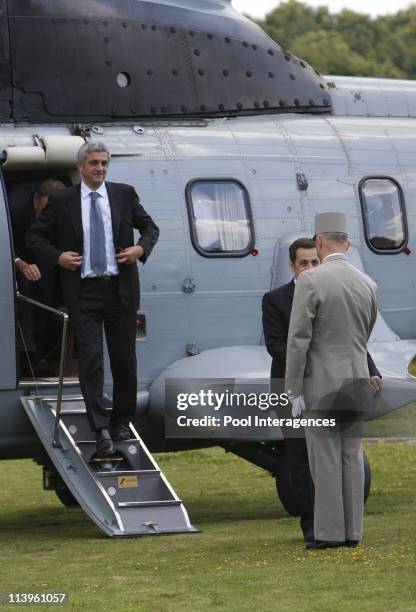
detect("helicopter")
[0,0,415,536]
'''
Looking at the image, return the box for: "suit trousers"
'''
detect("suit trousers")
[305,419,364,542]
[283,435,315,533]
[69,276,137,431]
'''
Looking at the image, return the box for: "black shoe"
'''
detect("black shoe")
[305,540,345,550]
[303,528,315,543]
[344,540,359,548]
[95,429,115,455]
[111,420,131,441]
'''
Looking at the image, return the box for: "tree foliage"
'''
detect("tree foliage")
[256,1,416,78]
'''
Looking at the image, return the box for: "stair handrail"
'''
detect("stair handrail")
[16,291,69,448]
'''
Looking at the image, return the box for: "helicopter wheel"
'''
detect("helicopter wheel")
[54,484,80,508]
[275,449,371,516]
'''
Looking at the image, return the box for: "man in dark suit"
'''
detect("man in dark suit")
[262,238,382,542]
[11,179,65,375]
[27,142,159,455]
[13,179,66,281]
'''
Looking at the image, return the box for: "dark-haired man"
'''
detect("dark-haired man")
[14,179,66,281]
[262,238,382,543]
[12,179,66,375]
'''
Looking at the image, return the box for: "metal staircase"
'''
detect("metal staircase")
[22,395,197,537]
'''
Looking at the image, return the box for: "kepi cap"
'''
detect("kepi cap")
[315,212,348,235]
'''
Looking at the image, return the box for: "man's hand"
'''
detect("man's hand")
[16,260,41,282]
[57,251,83,271]
[290,395,306,418]
[370,375,384,396]
[115,245,144,265]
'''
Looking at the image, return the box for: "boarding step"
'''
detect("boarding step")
[117,503,192,534]
[95,469,160,477]
[77,440,155,470]
[44,400,134,444]
[117,500,182,508]
[22,395,197,537]
[43,397,108,415]
[96,471,176,506]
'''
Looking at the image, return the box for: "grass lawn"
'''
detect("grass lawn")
[0,443,415,611]
[364,402,416,438]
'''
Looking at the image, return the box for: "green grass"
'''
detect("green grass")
[364,403,416,438]
[0,444,415,611]
[408,358,416,378]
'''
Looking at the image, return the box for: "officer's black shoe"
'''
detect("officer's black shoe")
[111,420,131,441]
[95,428,115,455]
[305,540,345,550]
[344,540,359,548]
[303,528,315,543]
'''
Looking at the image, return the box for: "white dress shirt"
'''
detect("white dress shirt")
[80,181,118,278]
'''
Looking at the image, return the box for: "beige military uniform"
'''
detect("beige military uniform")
[285,254,377,542]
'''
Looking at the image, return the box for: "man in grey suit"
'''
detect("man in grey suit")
[285,212,378,550]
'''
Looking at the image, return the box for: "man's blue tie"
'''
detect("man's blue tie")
[89,191,107,275]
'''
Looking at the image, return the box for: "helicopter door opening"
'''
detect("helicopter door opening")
[0,173,17,390]
[3,169,79,383]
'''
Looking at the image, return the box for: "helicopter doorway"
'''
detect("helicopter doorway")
[3,169,79,384]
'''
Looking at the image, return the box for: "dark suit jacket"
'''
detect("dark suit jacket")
[26,182,159,312]
[8,181,38,262]
[262,279,381,383]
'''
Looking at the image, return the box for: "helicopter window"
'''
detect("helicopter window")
[359,177,407,254]
[186,179,254,257]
